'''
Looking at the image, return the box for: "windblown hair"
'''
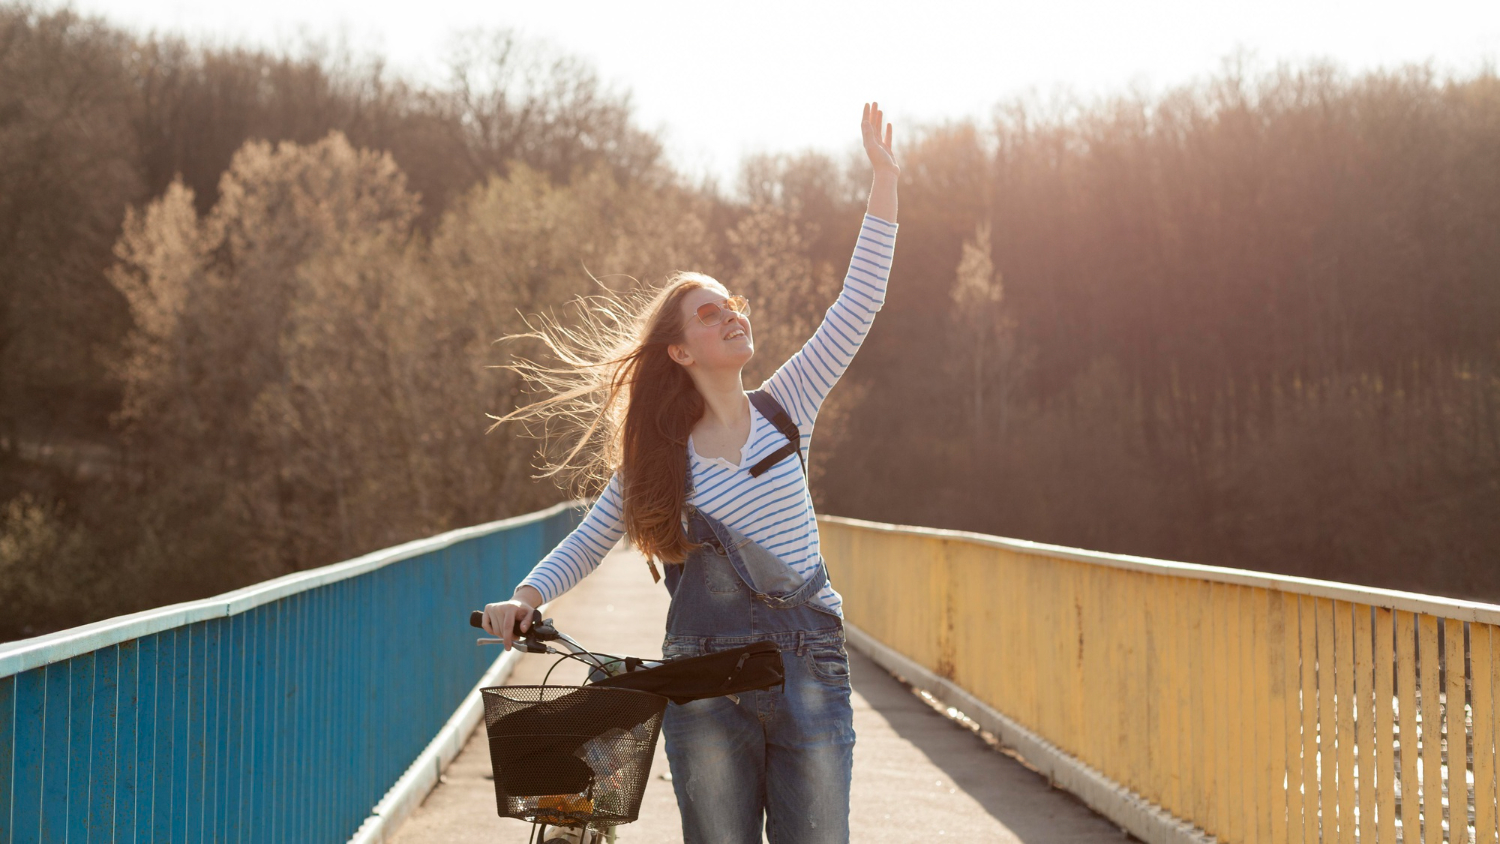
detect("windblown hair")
[486,271,725,570]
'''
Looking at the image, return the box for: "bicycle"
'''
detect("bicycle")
[468,608,786,844]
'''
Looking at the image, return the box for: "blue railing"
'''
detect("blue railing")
[0,499,586,844]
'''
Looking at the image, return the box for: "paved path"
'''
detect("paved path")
[392,541,1138,843]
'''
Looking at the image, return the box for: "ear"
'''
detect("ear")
[668,341,693,367]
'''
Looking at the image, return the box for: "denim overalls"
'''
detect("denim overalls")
[657,462,856,844]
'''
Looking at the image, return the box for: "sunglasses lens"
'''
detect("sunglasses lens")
[697,296,749,326]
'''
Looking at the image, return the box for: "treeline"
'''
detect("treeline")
[0,2,859,639]
[1,2,1495,641]
[847,57,1500,600]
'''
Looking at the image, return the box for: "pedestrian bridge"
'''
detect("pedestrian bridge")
[4,500,1497,843]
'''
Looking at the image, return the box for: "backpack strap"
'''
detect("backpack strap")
[746,389,805,479]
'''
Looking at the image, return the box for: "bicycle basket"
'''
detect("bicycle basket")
[479,685,668,827]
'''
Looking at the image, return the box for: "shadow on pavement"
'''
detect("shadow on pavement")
[847,647,1138,843]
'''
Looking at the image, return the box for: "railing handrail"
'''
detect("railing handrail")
[0,498,589,679]
[14,502,1481,674]
[821,512,1500,625]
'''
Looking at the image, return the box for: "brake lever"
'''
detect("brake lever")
[475,637,550,653]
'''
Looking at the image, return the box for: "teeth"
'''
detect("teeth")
[726,330,745,339]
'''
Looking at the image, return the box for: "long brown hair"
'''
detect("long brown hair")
[486,271,722,571]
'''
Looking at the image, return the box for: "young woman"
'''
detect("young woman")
[480,101,899,844]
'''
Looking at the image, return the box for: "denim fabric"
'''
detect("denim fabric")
[660,628,854,844]
[657,469,855,844]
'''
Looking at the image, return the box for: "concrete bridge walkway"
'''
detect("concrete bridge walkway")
[391,541,1139,843]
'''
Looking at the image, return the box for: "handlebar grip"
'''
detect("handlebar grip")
[469,608,543,639]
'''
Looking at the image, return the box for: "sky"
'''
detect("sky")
[57,0,1500,195]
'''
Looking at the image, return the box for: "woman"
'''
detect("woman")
[481,101,899,844]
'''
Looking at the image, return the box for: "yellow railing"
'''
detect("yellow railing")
[819,514,1500,843]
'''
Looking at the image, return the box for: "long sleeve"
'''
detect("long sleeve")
[517,471,626,604]
[760,212,898,431]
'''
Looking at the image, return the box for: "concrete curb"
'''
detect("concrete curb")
[843,622,1218,844]
[347,616,540,844]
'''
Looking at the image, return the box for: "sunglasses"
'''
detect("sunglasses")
[694,295,751,327]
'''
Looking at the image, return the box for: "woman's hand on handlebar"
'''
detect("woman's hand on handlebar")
[483,585,543,650]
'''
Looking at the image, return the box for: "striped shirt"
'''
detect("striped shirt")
[517,212,899,617]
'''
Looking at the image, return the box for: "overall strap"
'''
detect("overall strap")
[746,388,804,479]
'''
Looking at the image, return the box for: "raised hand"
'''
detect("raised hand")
[862,101,899,176]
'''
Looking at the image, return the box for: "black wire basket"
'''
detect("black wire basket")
[479,685,668,828]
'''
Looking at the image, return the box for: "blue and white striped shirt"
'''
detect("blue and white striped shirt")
[517,212,899,617]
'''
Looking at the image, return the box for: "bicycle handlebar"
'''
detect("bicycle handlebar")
[467,607,666,676]
[469,608,559,642]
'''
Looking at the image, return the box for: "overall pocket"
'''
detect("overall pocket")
[661,636,700,661]
[804,644,851,686]
[699,544,745,594]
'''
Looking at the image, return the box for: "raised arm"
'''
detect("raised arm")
[761,101,900,430]
[862,101,899,224]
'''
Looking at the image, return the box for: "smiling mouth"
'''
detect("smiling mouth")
[725,329,747,340]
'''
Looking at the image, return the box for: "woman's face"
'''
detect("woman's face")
[670,285,754,371]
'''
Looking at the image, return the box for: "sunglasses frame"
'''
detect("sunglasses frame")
[694,294,751,327]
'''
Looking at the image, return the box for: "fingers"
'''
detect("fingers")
[482,600,536,650]
[863,102,891,152]
[483,603,514,649]
[482,602,501,639]
[503,605,521,650]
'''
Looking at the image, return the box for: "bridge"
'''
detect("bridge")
[3,500,1497,843]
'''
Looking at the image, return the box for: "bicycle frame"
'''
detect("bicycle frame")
[468,609,784,842]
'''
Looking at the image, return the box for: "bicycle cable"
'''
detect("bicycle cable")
[538,651,630,687]
[539,652,609,686]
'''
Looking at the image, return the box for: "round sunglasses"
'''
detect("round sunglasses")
[694,295,751,327]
